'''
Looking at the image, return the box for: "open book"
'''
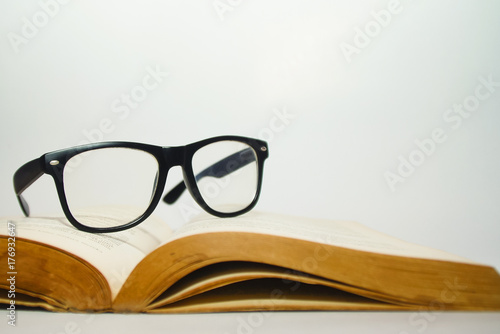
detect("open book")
[1,211,500,312]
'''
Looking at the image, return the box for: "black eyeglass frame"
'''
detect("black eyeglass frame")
[13,135,269,233]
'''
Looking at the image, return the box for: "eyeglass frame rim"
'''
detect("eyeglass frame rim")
[13,135,269,233]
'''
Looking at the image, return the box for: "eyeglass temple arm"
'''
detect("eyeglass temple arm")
[13,157,45,216]
[163,147,256,204]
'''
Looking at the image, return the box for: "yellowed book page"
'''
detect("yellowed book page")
[170,211,475,264]
[148,262,410,310]
[0,213,172,299]
[148,279,410,313]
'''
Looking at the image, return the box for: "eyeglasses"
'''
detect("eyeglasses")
[13,136,269,233]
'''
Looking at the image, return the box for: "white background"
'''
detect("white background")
[1,0,500,331]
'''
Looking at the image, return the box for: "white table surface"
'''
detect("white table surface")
[2,310,500,333]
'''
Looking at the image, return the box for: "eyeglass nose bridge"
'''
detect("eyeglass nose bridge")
[158,145,191,204]
[161,146,186,169]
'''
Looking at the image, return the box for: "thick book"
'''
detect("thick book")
[1,211,500,312]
